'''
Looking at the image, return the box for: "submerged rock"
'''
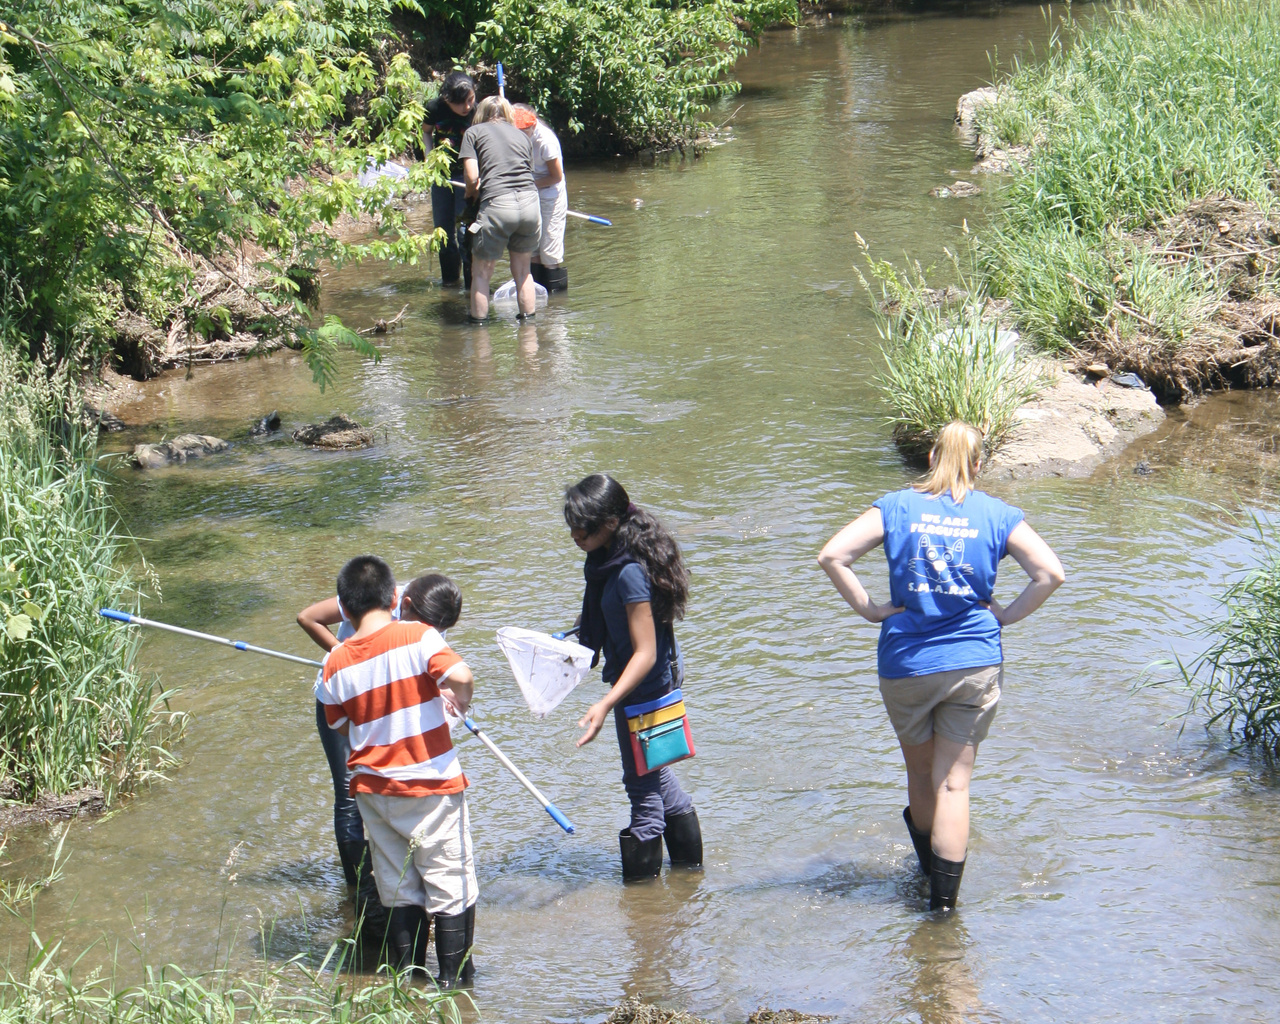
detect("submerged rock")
[602,999,831,1024]
[985,362,1164,480]
[86,406,126,432]
[291,413,375,449]
[929,180,982,198]
[956,86,1000,132]
[132,434,229,468]
[251,410,281,435]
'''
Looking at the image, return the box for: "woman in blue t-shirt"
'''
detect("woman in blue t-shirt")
[564,474,702,881]
[818,421,1065,911]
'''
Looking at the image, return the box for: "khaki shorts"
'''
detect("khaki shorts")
[879,664,1002,748]
[470,191,541,261]
[355,790,478,915]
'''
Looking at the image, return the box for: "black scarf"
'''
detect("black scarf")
[578,539,637,667]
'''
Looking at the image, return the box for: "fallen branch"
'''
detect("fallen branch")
[358,304,409,335]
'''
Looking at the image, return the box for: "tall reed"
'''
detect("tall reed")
[0,334,180,805]
[1177,518,1280,757]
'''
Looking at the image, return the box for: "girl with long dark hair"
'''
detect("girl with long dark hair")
[564,474,703,880]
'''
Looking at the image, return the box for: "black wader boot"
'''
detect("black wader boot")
[434,904,476,989]
[338,841,390,943]
[337,840,364,887]
[903,807,932,877]
[529,262,549,288]
[386,905,430,975]
[544,265,569,292]
[929,854,966,912]
[619,827,664,881]
[663,809,703,868]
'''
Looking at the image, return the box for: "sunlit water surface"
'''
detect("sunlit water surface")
[7,5,1280,1022]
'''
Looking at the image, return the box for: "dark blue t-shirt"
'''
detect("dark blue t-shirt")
[872,488,1025,679]
[600,562,679,701]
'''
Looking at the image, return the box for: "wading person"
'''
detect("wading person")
[817,422,1064,911]
[300,571,469,974]
[564,474,703,880]
[458,96,541,322]
[513,103,568,292]
[424,72,476,288]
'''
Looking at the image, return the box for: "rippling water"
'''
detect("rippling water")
[6,5,1280,1021]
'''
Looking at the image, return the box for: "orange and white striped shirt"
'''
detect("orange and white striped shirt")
[314,621,468,797]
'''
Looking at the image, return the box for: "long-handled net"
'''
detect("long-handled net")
[496,627,593,718]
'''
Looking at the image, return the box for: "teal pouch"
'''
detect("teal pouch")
[637,717,692,771]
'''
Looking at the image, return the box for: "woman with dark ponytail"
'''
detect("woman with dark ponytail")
[564,474,702,881]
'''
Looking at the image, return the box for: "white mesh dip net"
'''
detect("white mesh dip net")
[496,627,594,718]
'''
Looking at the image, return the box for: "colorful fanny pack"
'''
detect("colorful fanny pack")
[624,688,695,776]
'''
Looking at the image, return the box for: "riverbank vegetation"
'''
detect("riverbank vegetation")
[0,301,180,821]
[974,0,1280,402]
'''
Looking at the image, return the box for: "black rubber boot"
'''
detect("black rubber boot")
[619,827,664,882]
[337,840,364,887]
[529,262,549,287]
[929,854,966,912]
[544,265,569,292]
[439,246,461,288]
[434,904,476,989]
[903,806,932,877]
[386,905,430,974]
[663,809,703,868]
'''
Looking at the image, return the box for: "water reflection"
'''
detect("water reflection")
[895,916,985,1024]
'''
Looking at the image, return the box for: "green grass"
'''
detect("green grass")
[0,936,462,1024]
[0,325,182,806]
[976,0,1280,356]
[857,236,1048,458]
[1176,518,1280,757]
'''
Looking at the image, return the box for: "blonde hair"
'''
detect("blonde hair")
[474,95,515,125]
[915,421,983,502]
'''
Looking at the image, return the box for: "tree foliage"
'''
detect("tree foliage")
[471,0,797,150]
[0,0,451,387]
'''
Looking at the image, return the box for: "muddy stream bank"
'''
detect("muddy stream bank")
[7,5,1280,1022]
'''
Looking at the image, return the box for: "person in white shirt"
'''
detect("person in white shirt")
[513,104,569,292]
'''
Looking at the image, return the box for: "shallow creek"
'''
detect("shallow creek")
[7,4,1280,1021]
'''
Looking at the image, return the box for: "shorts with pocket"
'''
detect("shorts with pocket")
[471,190,541,261]
[878,664,1002,747]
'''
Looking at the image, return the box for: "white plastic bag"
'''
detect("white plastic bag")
[496,627,593,718]
[357,160,409,188]
[491,279,549,306]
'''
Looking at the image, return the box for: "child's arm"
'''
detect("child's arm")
[297,597,342,652]
[438,664,474,718]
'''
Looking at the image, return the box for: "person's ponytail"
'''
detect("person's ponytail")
[564,474,689,625]
[915,420,983,502]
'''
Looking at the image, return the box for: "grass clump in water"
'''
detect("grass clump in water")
[0,296,182,813]
[856,236,1048,460]
[0,940,462,1024]
[975,0,1280,397]
[1177,519,1280,758]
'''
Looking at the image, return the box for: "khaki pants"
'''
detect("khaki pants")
[355,790,478,915]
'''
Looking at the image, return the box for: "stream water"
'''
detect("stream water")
[7,4,1280,1021]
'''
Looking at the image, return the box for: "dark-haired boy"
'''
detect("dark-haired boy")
[314,555,478,986]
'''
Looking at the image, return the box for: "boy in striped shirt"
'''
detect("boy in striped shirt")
[315,555,478,986]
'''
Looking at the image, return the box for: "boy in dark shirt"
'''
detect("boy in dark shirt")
[425,72,476,287]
